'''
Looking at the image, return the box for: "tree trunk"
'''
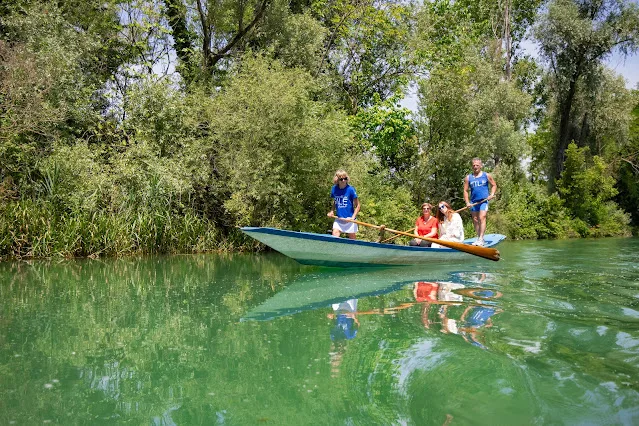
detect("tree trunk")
[503,0,512,80]
[195,0,212,75]
[164,0,195,84]
[553,76,578,187]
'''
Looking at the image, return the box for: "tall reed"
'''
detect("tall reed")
[0,200,225,259]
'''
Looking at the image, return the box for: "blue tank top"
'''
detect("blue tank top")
[468,172,489,203]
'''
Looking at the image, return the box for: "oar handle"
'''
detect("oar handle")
[380,227,415,243]
[455,198,490,213]
[329,215,500,261]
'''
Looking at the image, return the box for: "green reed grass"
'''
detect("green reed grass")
[0,200,230,259]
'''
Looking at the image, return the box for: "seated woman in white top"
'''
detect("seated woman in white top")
[431,201,464,248]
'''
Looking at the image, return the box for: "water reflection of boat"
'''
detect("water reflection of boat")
[241,266,463,321]
[241,227,506,267]
[243,267,504,350]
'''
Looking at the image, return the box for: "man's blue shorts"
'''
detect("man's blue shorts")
[470,201,489,212]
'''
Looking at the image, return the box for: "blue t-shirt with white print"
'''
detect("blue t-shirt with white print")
[331,185,358,218]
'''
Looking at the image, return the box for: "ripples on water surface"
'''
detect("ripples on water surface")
[1,238,639,425]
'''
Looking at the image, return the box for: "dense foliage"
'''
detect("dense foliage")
[0,0,638,259]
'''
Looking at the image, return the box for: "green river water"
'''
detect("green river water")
[1,237,638,425]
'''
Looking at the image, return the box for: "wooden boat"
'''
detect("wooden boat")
[241,227,506,267]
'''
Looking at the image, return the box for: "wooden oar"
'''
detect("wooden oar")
[380,198,491,244]
[380,227,416,243]
[329,215,500,261]
[455,197,490,214]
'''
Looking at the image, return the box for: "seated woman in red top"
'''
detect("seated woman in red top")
[409,202,439,247]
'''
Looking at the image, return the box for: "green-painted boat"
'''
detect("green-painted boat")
[241,227,506,267]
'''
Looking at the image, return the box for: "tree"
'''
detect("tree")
[615,100,639,226]
[204,56,353,231]
[163,0,272,85]
[557,142,619,226]
[0,1,130,189]
[350,94,418,178]
[414,46,532,205]
[315,0,418,113]
[534,0,639,186]
[453,0,544,79]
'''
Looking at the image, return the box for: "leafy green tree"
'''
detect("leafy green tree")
[257,9,326,72]
[413,0,478,69]
[0,1,132,189]
[492,164,573,239]
[534,0,639,185]
[414,47,532,205]
[614,100,639,227]
[123,78,203,159]
[415,0,543,79]
[556,142,629,234]
[584,70,636,159]
[204,55,353,231]
[528,119,555,182]
[350,94,418,178]
[315,0,417,113]
[162,0,273,85]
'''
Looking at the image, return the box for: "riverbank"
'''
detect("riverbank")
[1,199,634,261]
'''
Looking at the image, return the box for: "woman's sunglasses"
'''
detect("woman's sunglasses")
[338,177,348,182]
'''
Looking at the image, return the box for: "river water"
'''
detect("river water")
[1,237,638,425]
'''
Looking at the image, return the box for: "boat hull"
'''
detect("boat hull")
[241,227,505,267]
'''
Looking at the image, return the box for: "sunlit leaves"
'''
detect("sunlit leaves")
[350,94,418,177]
[534,0,639,182]
[557,143,622,227]
[415,48,532,204]
[318,0,417,112]
[206,55,352,230]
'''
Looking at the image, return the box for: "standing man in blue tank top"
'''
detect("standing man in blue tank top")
[463,158,497,246]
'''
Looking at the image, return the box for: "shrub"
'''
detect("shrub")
[207,55,353,232]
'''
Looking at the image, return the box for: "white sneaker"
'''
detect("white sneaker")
[472,238,484,246]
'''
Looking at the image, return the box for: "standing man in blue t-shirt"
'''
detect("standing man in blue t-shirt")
[463,158,497,246]
[327,169,360,239]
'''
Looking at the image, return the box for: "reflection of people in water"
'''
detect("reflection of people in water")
[413,281,465,329]
[458,290,503,349]
[327,299,359,341]
[438,289,503,349]
[436,282,466,333]
[454,272,492,285]
[437,282,465,302]
[327,299,359,378]
[412,281,503,349]
[414,282,439,328]
[414,281,439,302]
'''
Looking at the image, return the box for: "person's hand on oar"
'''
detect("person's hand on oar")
[456,198,490,214]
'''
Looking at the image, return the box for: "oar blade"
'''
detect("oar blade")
[427,238,500,261]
